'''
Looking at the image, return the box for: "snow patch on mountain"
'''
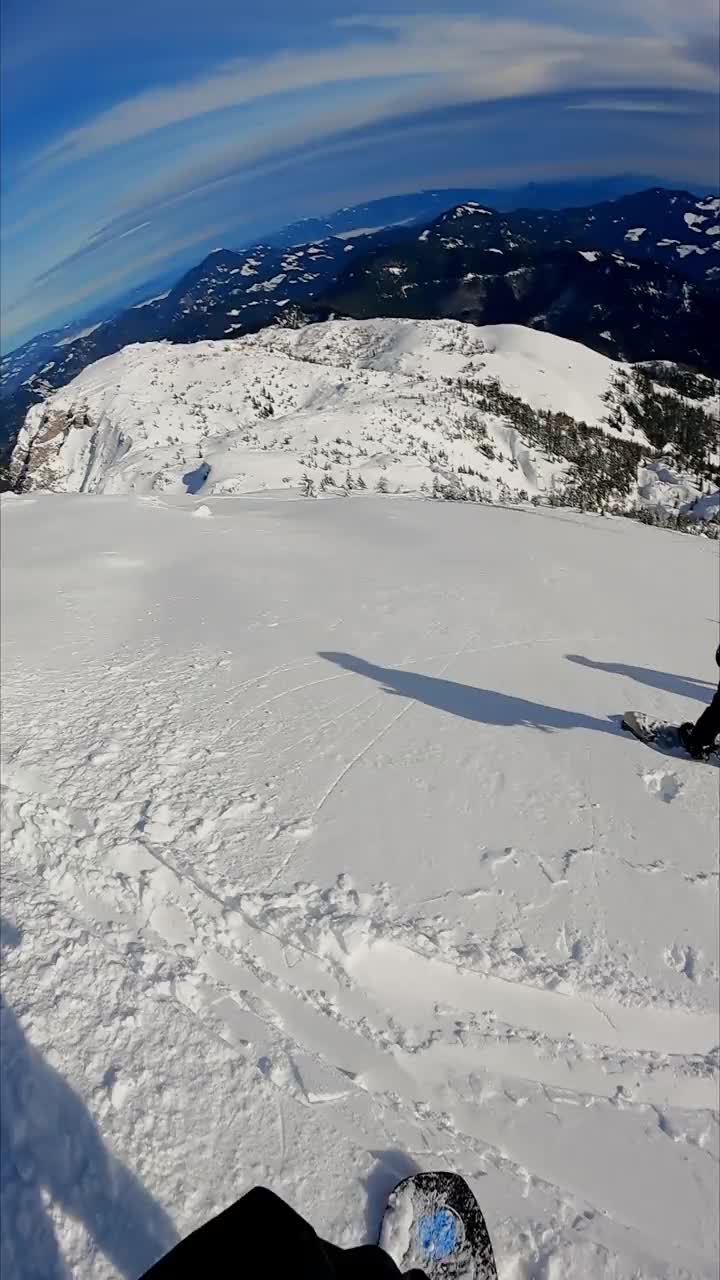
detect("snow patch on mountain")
[335,220,413,239]
[55,322,103,346]
[131,291,171,309]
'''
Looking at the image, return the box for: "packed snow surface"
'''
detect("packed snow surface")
[1,492,718,1280]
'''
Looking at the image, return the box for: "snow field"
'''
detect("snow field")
[1,492,718,1280]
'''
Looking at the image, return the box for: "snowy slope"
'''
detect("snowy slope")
[2,491,718,1280]
[11,319,651,501]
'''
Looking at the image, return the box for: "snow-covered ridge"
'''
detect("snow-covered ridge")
[9,320,639,497]
[9,319,717,523]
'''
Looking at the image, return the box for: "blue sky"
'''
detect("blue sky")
[2,0,718,349]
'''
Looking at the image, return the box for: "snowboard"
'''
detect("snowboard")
[622,711,718,760]
[379,1172,498,1279]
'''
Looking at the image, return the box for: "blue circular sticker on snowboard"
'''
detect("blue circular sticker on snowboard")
[419,1208,460,1259]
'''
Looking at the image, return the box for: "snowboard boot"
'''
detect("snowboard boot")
[679,722,708,760]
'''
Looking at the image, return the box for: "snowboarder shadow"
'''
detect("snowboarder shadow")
[0,918,177,1280]
[566,654,714,703]
[318,653,618,737]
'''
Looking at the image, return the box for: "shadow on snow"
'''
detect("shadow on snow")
[1,918,177,1280]
[566,654,713,705]
[318,652,619,737]
[363,1149,421,1243]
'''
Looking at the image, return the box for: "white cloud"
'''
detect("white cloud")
[566,97,702,112]
[32,15,717,171]
[111,220,152,241]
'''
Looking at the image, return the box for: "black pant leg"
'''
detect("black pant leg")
[139,1186,335,1278]
[690,683,720,752]
[140,1186,426,1279]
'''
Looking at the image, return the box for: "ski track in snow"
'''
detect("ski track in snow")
[1,493,718,1280]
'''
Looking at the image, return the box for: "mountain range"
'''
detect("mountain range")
[257,175,688,250]
[315,196,718,370]
[2,185,718,464]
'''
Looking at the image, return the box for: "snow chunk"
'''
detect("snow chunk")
[690,489,720,522]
